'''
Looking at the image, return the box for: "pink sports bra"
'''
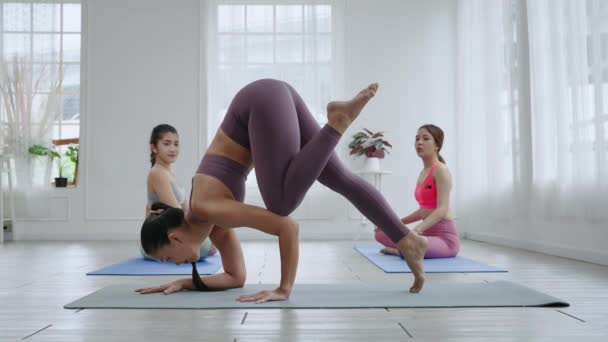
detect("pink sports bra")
[415,162,440,209]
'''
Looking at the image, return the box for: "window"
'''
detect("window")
[0,1,81,185]
[207,1,342,187]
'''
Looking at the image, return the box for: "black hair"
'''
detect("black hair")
[149,124,178,167]
[141,202,186,255]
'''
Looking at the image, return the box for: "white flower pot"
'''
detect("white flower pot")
[362,157,381,172]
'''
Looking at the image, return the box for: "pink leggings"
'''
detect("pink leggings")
[374,219,460,259]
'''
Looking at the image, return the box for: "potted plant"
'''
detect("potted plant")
[65,145,79,185]
[28,144,72,187]
[349,128,393,158]
[348,128,393,172]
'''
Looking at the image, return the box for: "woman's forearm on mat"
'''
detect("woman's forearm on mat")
[181,273,244,291]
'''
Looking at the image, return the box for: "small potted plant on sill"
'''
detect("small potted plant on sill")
[348,128,392,172]
[28,144,72,187]
[65,144,79,185]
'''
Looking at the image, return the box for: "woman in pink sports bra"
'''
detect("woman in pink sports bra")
[374,124,460,258]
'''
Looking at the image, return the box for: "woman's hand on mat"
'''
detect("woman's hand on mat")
[135,278,188,295]
[236,287,290,304]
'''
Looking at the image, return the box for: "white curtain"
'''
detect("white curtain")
[0,0,71,219]
[454,0,521,220]
[204,0,344,188]
[527,0,608,220]
[456,0,608,224]
[0,0,65,191]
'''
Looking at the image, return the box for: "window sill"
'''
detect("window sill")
[50,184,78,189]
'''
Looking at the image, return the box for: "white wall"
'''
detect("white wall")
[11,0,458,241]
[341,0,457,215]
[464,218,608,266]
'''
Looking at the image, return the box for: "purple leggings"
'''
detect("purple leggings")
[375,219,460,258]
[219,79,409,243]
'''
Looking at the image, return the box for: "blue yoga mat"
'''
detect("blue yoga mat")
[87,255,222,276]
[355,244,507,273]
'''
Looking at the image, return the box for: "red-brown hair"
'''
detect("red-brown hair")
[418,124,445,164]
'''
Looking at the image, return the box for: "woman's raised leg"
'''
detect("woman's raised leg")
[239,79,377,215]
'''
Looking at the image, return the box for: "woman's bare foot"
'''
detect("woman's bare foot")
[327,83,379,134]
[380,247,401,256]
[397,232,428,293]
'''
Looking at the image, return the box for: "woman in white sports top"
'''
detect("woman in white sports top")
[144,124,216,261]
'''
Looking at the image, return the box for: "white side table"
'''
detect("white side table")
[354,170,393,196]
[0,155,16,243]
[352,170,392,240]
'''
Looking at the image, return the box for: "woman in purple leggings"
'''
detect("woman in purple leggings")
[374,125,460,259]
[136,79,428,303]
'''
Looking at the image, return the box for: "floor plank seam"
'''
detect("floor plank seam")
[341,260,354,273]
[21,324,52,340]
[556,310,586,322]
[397,322,413,338]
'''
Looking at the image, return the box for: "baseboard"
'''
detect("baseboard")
[14,231,368,241]
[14,231,138,241]
[13,227,373,241]
[466,232,608,266]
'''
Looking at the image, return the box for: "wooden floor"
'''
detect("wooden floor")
[0,239,607,341]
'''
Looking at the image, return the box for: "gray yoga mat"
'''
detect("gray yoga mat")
[64,281,568,309]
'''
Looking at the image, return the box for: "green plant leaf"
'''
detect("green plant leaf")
[66,145,79,163]
[28,144,51,156]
